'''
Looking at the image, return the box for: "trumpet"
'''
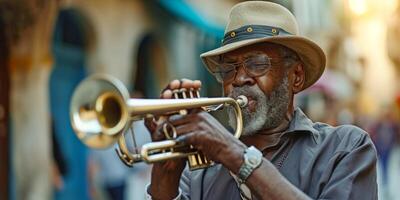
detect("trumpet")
[70,74,248,170]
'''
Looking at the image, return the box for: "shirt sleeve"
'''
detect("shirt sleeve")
[179,167,191,199]
[145,167,191,200]
[318,130,378,200]
[145,184,183,200]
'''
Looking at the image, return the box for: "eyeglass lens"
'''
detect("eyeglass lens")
[213,55,272,83]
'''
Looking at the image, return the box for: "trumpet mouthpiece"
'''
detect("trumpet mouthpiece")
[237,95,248,108]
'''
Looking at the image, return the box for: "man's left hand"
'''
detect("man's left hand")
[169,111,247,173]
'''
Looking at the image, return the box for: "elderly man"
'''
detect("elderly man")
[145,1,377,200]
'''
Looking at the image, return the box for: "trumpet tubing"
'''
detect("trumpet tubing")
[70,74,247,170]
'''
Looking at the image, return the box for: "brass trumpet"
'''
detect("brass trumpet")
[70,74,248,170]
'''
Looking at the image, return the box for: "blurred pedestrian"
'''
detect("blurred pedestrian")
[370,107,399,186]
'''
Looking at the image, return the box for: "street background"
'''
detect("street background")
[1,0,400,199]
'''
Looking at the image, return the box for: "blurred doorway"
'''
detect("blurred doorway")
[49,8,93,200]
[134,33,169,98]
[0,15,9,200]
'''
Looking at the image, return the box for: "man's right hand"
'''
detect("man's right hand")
[144,79,201,199]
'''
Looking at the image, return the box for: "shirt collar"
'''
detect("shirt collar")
[284,107,319,143]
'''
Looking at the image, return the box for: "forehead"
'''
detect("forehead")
[222,42,283,60]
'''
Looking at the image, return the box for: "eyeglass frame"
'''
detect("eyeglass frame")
[209,54,293,83]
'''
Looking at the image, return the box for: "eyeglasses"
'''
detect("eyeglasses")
[211,55,277,83]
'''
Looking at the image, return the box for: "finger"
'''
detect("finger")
[160,79,180,96]
[175,123,200,136]
[193,80,202,89]
[144,117,157,132]
[170,111,209,126]
[169,113,200,127]
[161,89,173,99]
[181,79,194,89]
[151,122,169,141]
[169,79,181,90]
[175,132,194,145]
[145,117,171,141]
[161,79,177,92]
[188,108,203,115]
[175,130,206,147]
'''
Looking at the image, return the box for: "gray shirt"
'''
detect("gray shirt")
[177,108,378,200]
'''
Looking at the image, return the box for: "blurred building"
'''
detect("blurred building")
[1,0,235,199]
[1,0,400,200]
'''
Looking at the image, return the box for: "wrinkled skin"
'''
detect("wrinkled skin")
[146,43,309,200]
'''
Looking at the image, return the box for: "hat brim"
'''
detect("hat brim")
[200,36,326,91]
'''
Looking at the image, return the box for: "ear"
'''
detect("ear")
[290,63,305,94]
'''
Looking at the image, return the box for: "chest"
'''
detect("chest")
[190,141,332,200]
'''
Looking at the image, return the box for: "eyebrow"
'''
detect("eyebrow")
[221,56,238,63]
[222,51,267,63]
[243,51,266,58]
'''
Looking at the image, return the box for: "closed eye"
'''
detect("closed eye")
[214,68,236,73]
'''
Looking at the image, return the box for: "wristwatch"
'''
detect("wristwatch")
[237,146,263,184]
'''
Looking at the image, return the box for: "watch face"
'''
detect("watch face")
[245,146,262,167]
[248,156,258,165]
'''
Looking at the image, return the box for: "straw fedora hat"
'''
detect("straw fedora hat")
[200,1,326,91]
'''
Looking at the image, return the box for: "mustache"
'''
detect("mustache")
[228,85,263,99]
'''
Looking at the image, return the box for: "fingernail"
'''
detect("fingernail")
[193,80,202,88]
[176,136,187,145]
[169,114,183,121]
[163,90,172,98]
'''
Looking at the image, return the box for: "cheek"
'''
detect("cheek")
[255,69,287,94]
[223,84,233,95]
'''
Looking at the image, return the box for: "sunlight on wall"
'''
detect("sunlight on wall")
[348,0,399,115]
[349,0,368,15]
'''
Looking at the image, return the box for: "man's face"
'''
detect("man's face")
[222,43,292,135]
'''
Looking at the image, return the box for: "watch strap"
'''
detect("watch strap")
[237,146,262,184]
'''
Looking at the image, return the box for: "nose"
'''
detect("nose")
[232,66,255,87]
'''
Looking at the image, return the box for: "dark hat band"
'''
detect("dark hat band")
[222,25,293,46]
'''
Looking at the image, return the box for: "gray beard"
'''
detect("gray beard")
[227,76,290,136]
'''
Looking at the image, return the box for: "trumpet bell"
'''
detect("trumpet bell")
[70,75,130,148]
